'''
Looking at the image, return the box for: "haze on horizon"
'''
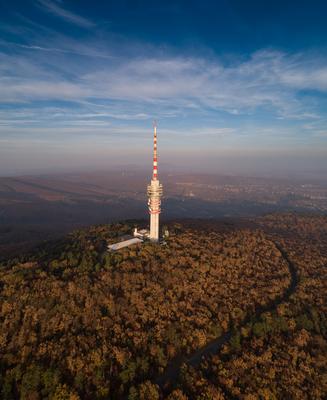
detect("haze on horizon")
[1,0,327,178]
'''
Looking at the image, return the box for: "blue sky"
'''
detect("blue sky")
[0,0,327,176]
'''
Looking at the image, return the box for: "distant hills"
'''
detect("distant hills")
[0,171,326,258]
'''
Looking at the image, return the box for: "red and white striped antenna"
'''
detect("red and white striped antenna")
[152,120,158,180]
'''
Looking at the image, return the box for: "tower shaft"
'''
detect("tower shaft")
[147,123,163,242]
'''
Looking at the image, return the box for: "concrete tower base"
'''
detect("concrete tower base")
[149,213,159,242]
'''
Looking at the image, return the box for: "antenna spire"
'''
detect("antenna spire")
[152,120,158,180]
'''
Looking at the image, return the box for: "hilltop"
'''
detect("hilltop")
[0,214,326,399]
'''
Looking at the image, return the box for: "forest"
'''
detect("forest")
[0,214,326,399]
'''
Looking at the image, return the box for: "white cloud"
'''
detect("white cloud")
[1,35,327,133]
[313,131,327,137]
[1,79,89,101]
[280,66,327,91]
[2,47,326,110]
[36,0,94,28]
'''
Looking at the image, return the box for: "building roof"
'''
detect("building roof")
[108,237,143,251]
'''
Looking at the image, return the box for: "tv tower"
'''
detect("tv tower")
[147,121,163,242]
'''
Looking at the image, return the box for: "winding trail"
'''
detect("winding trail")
[154,240,298,394]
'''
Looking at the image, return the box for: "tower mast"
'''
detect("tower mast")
[147,121,163,242]
[152,122,158,180]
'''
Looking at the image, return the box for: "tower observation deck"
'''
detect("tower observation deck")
[147,122,163,242]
